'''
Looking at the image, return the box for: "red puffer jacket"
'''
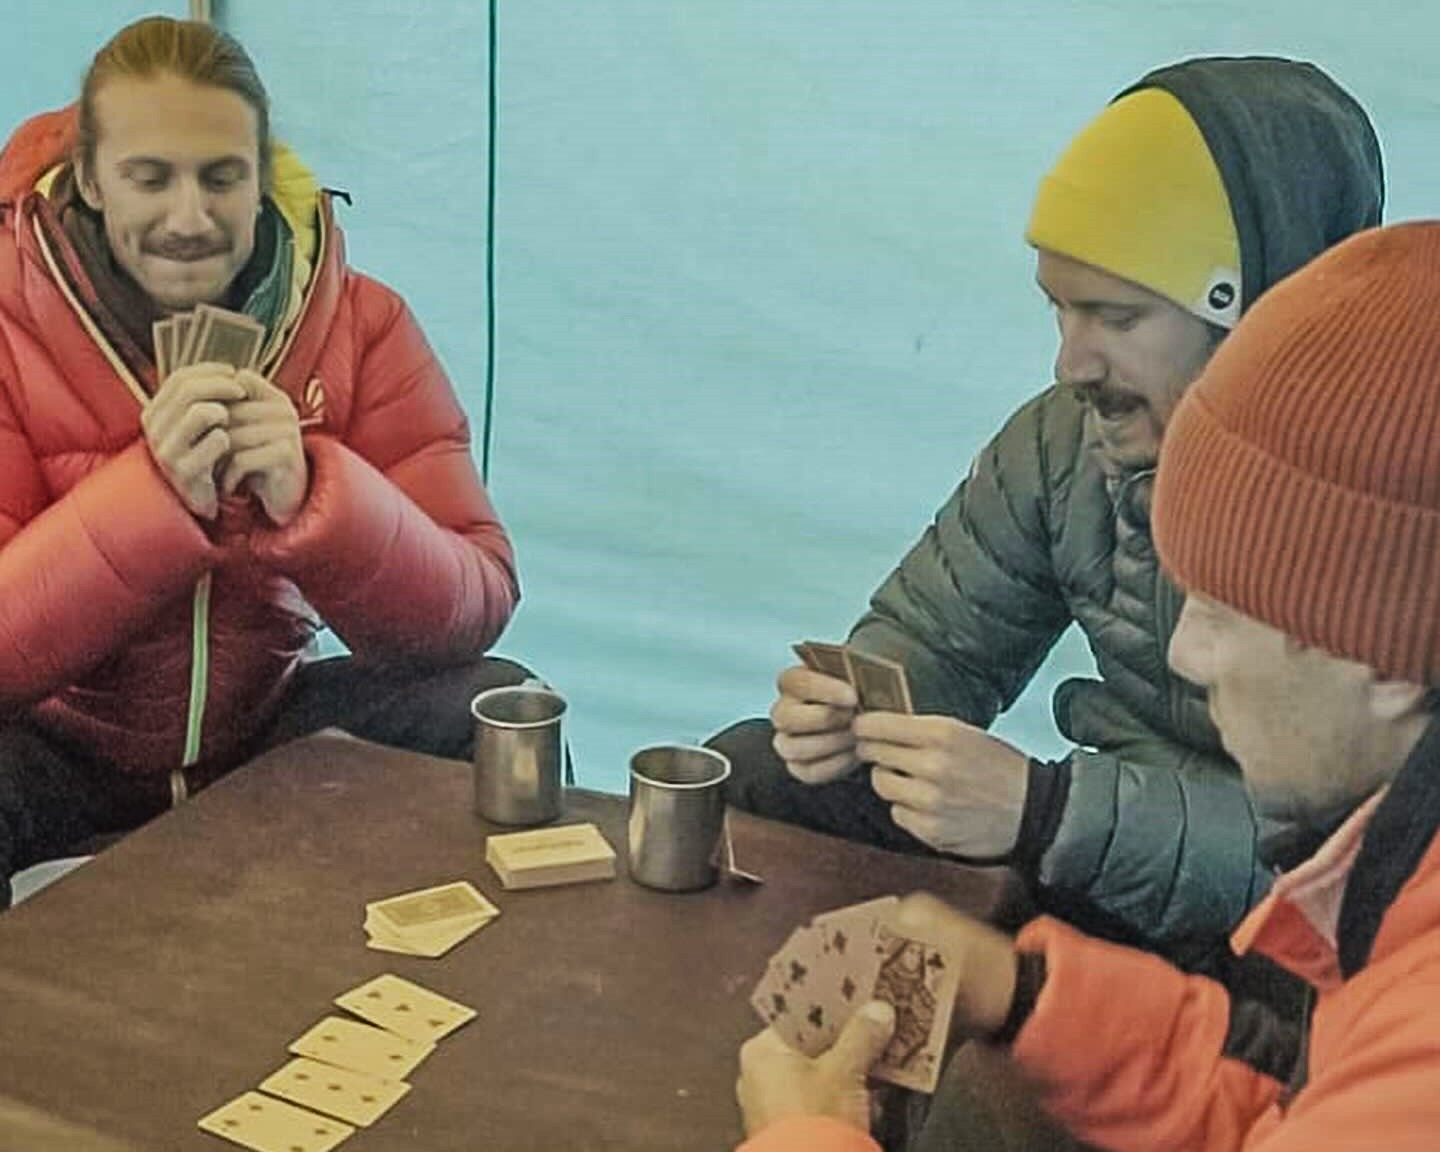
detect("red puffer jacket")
[0,108,519,777]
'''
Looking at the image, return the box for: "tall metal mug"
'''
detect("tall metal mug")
[471,686,566,826]
[627,744,731,891]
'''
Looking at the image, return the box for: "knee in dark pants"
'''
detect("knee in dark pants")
[271,652,543,764]
[704,717,787,813]
[394,654,540,761]
[704,715,932,853]
[471,655,536,689]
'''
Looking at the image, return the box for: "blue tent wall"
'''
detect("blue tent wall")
[5,3,1435,790]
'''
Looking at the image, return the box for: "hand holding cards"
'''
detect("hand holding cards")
[749,896,959,1093]
[776,642,915,785]
[793,642,914,714]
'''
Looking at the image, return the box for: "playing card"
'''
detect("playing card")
[152,318,173,379]
[869,922,961,1093]
[289,1016,434,1083]
[197,1090,353,1152]
[335,973,476,1045]
[363,910,492,958]
[173,313,194,367]
[749,923,848,1057]
[367,881,498,937]
[793,641,855,684]
[188,303,265,370]
[258,1058,410,1128]
[749,926,808,1049]
[844,649,915,714]
[806,899,899,1042]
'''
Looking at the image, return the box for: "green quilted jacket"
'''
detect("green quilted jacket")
[852,56,1385,944]
[853,384,1263,940]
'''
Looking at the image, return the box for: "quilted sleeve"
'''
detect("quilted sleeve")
[0,377,216,710]
[848,387,1077,722]
[1039,744,1268,944]
[1011,917,1279,1152]
[250,277,518,662]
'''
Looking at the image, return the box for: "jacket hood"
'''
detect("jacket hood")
[0,106,75,203]
[1120,57,1385,313]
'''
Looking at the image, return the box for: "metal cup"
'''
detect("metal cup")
[627,744,731,892]
[471,686,566,826]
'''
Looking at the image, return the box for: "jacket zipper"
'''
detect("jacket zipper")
[1276,981,1316,1110]
[180,572,213,769]
[1155,565,1191,740]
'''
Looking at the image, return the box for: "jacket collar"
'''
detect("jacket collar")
[1337,713,1440,976]
[1231,715,1440,984]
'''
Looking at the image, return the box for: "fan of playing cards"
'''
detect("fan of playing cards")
[749,896,958,1093]
[153,302,266,378]
[793,641,914,713]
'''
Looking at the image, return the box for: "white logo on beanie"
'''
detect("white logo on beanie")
[1196,267,1242,327]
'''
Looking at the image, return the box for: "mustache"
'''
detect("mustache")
[1072,383,1144,420]
[143,234,230,261]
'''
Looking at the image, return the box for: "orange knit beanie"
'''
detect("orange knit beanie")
[1154,222,1440,685]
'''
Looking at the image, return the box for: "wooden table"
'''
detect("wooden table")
[0,733,1014,1152]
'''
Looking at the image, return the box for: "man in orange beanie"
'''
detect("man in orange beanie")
[736,220,1440,1152]
[709,56,1385,957]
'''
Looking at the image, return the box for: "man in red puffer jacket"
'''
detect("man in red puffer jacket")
[0,16,525,904]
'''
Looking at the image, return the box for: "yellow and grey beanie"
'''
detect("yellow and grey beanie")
[1026,87,1242,327]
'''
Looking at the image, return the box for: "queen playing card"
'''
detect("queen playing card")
[750,896,956,1092]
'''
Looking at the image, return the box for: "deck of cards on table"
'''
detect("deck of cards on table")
[198,973,476,1151]
[364,880,499,957]
[485,822,617,890]
[750,896,959,1093]
[793,641,914,713]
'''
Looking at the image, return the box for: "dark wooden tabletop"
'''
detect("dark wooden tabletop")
[0,732,1014,1152]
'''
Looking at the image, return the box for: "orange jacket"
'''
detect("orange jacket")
[743,733,1440,1152]
[737,1115,878,1152]
[1013,781,1440,1149]
[0,108,518,776]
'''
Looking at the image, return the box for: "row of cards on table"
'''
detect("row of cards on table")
[197,826,621,1152]
[197,791,953,1146]
[198,971,475,1152]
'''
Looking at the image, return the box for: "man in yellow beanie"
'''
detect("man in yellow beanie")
[709,57,1385,956]
[735,218,1440,1152]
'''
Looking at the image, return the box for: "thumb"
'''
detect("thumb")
[823,1000,895,1078]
